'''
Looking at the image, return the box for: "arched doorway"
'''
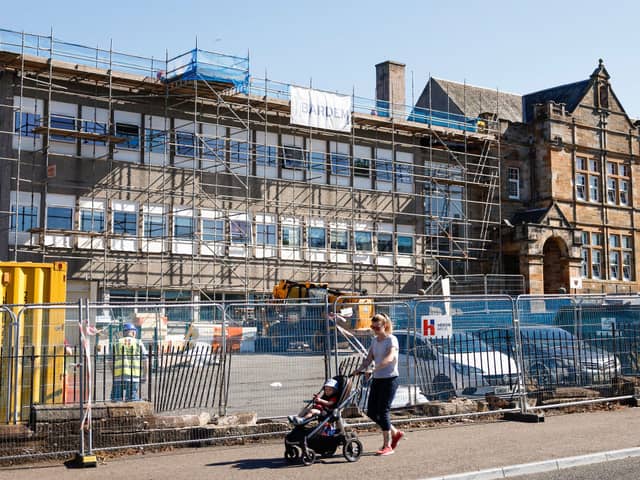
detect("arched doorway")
[543,237,569,294]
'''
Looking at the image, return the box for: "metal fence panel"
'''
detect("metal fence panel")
[516,295,638,408]
[411,296,520,404]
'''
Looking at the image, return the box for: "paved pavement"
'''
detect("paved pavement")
[2,407,640,480]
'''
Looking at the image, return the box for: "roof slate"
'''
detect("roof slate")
[414,78,523,123]
[522,79,591,122]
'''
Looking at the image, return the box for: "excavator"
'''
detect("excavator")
[253,280,374,352]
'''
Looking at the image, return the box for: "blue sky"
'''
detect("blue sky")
[4,0,640,117]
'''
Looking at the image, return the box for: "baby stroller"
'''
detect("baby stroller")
[284,374,363,466]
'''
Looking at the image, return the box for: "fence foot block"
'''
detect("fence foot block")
[65,453,97,468]
[503,411,544,423]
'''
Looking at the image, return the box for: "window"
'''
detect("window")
[282,224,301,247]
[50,114,76,142]
[113,211,137,236]
[605,160,630,206]
[377,232,393,253]
[581,231,603,279]
[255,131,278,167]
[14,112,40,137]
[80,209,104,232]
[581,242,589,278]
[396,152,414,185]
[329,142,350,177]
[425,182,464,239]
[174,216,194,239]
[256,223,277,246]
[353,157,369,177]
[354,230,372,252]
[609,233,633,281]
[79,199,105,233]
[376,149,393,182]
[46,206,73,230]
[309,151,325,172]
[145,129,167,153]
[115,123,139,150]
[330,152,350,176]
[607,178,617,204]
[256,144,278,167]
[230,139,249,164]
[576,156,600,202]
[396,162,413,184]
[589,176,600,202]
[230,218,250,244]
[620,181,629,205]
[330,228,349,250]
[10,205,38,232]
[282,146,306,169]
[610,251,620,280]
[83,120,107,146]
[202,218,225,242]
[575,174,586,200]
[143,213,165,238]
[176,132,196,157]
[308,227,326,248]
[202,137,225,160]
[508,167,520,199]
[397,235,414,255]
[598,83,609,109]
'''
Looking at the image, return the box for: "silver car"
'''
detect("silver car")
[394,330,518,400]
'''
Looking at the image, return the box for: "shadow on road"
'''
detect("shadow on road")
[207,452,378,470]
[207,457,291,470]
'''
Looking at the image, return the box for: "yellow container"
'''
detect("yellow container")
[0,262,67,422]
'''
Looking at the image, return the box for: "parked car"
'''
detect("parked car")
[393,330,518,400]
[475,326,620,388]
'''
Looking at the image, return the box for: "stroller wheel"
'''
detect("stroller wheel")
[302,448,316,466]
[343,438,363,462]
[284,445,301,464]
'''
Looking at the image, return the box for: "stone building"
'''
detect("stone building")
[501,60,639,294]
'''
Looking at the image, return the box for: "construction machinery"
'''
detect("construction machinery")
[254,280,374,352]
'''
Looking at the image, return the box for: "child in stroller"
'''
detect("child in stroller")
[288,378,339,426]
[284,375,364,466]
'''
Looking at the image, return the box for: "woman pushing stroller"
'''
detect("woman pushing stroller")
[354,313,405,456]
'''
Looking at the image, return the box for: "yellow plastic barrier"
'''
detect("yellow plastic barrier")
[0,262,67,422]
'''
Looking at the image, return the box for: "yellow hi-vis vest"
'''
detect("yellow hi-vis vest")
[113,337,143,379]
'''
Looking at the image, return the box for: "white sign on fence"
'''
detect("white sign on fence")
[290,86,352,132]
[421,314,453,338]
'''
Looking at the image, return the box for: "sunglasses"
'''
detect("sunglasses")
[370,324,383,331]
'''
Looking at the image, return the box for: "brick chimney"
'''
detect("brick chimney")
[375,61,406,117]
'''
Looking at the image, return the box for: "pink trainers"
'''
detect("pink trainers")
[376,445,395,456]
[391,430,404,449]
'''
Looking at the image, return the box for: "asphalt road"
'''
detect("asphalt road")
[3,407,640,480]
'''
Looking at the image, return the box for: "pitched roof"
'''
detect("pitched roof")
[522,79,591,122]
[414,78,523,123]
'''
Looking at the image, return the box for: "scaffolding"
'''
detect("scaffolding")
[0,28,503,300]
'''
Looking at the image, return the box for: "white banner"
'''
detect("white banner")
[290,86,352,132]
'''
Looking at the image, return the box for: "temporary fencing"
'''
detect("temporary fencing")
[1,293,640,463]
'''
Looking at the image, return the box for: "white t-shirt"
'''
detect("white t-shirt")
[368,334,399,379]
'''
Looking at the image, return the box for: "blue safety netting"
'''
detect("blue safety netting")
[164,49,250,91]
